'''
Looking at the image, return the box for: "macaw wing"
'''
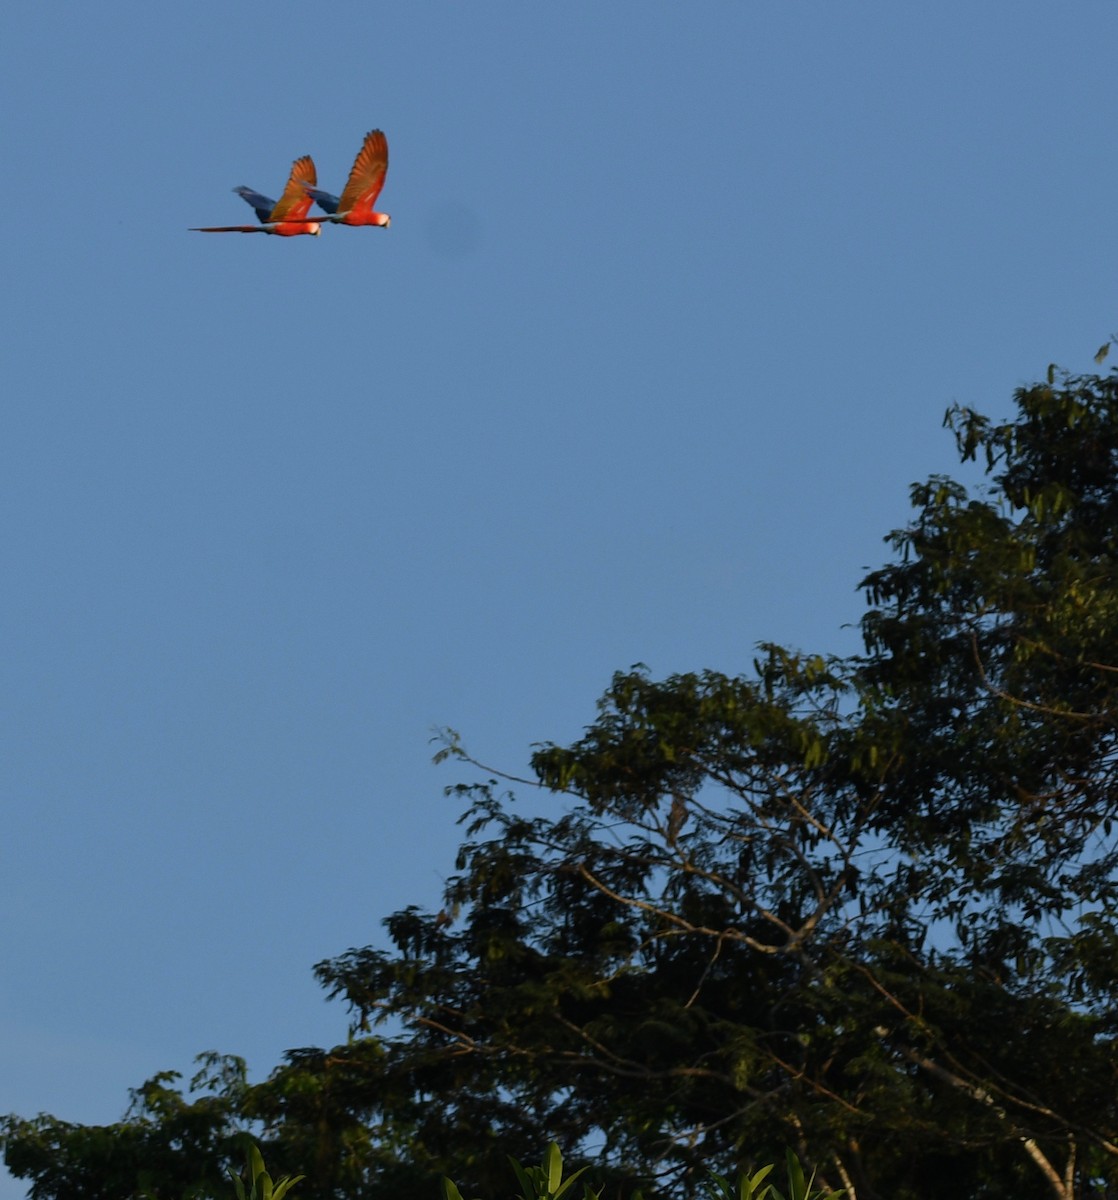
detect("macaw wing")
[269,154,317,223]
[304,186,341,215]
[234,187,277,224]
[336,130,388,215]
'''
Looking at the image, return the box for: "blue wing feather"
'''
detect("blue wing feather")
[305,187,341,215]
[233,186,277,224]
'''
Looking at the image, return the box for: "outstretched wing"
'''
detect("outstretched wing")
[269,155,317,223]
[234,186,277,224]
[304,186,341,215]
[336,130,388,216]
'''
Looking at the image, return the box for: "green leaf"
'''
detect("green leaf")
[745,1165,775,1199]
[708,1164,774,1200]
[508,1154,537,1200]
[749,1168,775,1200]
[248,1143,265,1187]
[552,1165,591,1200]
[784,1150,807,1200]
[545,1142,563,1196]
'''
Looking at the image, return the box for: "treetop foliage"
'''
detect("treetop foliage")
[5,365,1118,1200]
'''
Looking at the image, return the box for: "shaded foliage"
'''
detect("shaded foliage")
[1,1054,246,1200]
[5,367,1118,1200]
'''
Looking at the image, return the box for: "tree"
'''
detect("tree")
[5,365,1118,1200]
[0,1054,246,1200]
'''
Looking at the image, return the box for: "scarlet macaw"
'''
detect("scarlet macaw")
[303,130,391,228]
[191,155,322,236]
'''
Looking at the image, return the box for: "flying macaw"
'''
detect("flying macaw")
[303,130,391,228]
[191,155,322,236]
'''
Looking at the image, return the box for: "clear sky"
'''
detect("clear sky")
[2,4,1115,1196]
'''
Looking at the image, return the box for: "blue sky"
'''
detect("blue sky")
[2,4,1115,1195]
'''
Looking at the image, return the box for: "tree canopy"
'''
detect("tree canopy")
[5,365,1118,1200]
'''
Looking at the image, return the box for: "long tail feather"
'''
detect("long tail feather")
[189,224,271,233]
